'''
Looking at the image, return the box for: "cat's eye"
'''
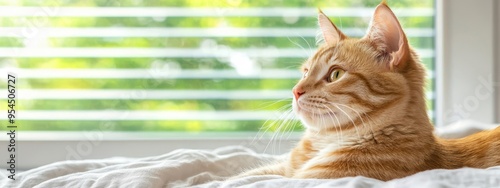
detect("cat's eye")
[328,69,345,82]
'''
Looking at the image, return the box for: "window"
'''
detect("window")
[0,0,435,133]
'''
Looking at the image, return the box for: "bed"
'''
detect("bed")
[2,120,500,188]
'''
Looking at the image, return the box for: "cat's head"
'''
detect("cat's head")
[292,2,427,132]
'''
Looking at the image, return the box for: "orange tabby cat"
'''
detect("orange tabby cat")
[235,1,500,181]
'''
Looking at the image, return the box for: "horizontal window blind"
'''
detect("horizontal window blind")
[0,1,435,132]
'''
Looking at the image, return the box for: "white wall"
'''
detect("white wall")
[0,132,297,170]
[436,0,499,126]
[496,0,500,123]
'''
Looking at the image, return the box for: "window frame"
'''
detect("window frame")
[495,0,500,123]
[434,0,499,127]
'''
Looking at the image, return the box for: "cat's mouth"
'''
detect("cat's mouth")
[299,108,337,118]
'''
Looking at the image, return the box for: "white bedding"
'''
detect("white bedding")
[2,120,500,188]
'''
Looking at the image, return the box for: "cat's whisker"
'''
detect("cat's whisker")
[282,64,303,70]
[263,122,279,154]
[278,109,296,152]
[287,36,312,60]
[331,102,377,139]
[254,103,292,143]
[283,110,297,147]
[321,109,327,136]
[259,121,273,153]
[265,109,294,154]
[280,105,300,141]
[266,111,290,150]
[311,108,321,137]
[326,102,372,136]
[255,98,293,111]
[318,108,326,137]
[322,104,343,145]
[331,104,362,139]
[339,17,343,30]
[286,117,300,140]
[315,29,324,46]
[338,117,344,145]
[298,35,314,56]
[277,109,294,153]
[252,122,271,146]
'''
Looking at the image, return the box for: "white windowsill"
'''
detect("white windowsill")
[0,131,302,141]
[0,131,301,170]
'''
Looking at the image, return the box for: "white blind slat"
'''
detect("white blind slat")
[0,28,434,38]
[0,89,435,100]
[0,110,434,121]
[0,48,434,58]
[0,110,291,121]
[1,69,302,79]
[1,89,293,100]
[0,69,434,79]
[0,7,434,17]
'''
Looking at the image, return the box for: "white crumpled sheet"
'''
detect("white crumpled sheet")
[2,120,500,188]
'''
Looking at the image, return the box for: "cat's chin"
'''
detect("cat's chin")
[295,110,343,131]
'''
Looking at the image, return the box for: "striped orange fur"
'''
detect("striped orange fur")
[234,1,500,181]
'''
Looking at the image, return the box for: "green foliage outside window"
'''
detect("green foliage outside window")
[0,0,434,132]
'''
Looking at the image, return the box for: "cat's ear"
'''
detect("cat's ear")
[365,2,410,70]
[318,9,347,46]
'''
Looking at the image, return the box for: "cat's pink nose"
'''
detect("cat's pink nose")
[293,87,305,100]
